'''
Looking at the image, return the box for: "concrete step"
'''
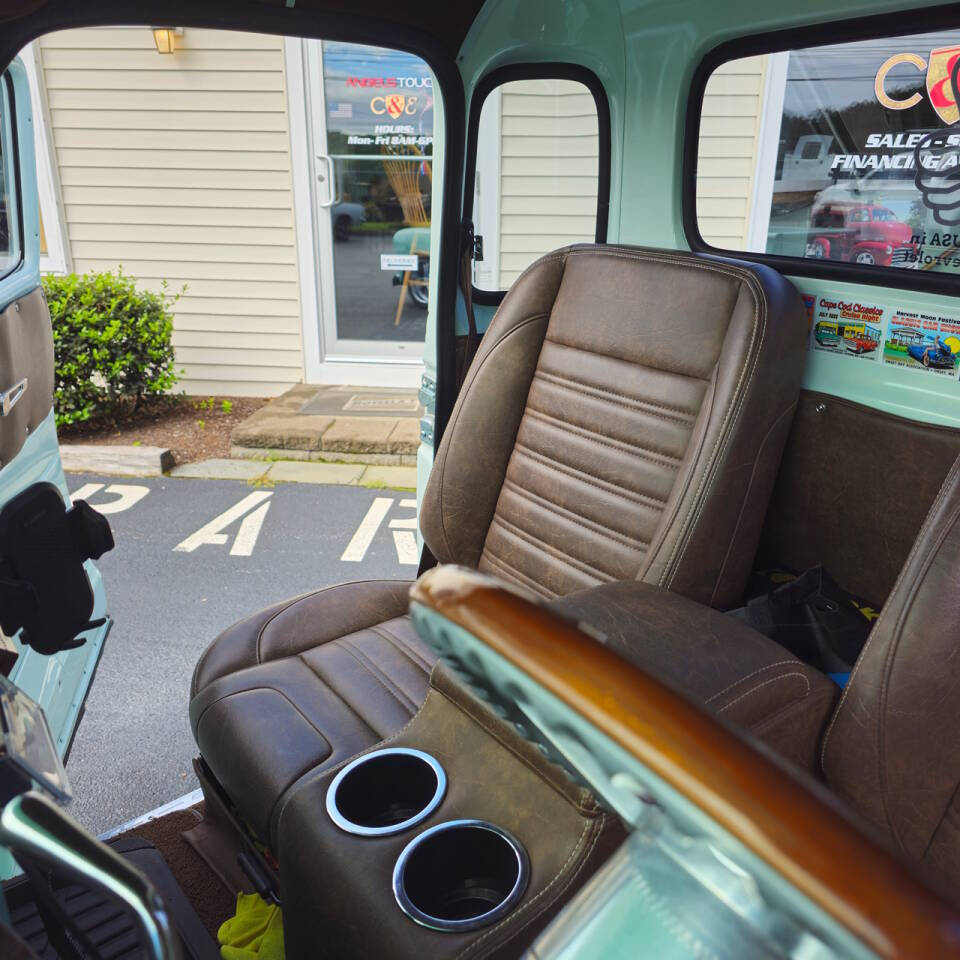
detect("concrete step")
[61,444,173,477]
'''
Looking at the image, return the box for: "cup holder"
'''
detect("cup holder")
[393,819,530,932]
[326,747,447,836]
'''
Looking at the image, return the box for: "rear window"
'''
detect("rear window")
[694,30,960,277]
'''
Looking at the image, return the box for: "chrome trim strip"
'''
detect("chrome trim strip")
[326,747,446,837]
[392,818,530,932]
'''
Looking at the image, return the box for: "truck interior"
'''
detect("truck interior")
[1,1,960,958]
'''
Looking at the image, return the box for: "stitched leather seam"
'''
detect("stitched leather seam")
[877,503,960,850]
[270,687,441,846]
[538,342,706,405]
[455,815,598,960]
[502,477,654,549]
[339,639,418,714]
[663,276,766,590]
[709,401,797,606]
[370,624,433,675]
[432,683,598,815]
[704,660,804,703]
[248,580,403,669]
[195,682,340,745]
[490,514,615,584]
[716,673,810,714]
[480,550,558,599]
[513,443,672,507]
[524,406,683,465]
[748,684,837,737]
[296,654,399,738]
[436,310,552,562]
[820,456,960,776]
[543,331,713,384]
[535,368,697,424]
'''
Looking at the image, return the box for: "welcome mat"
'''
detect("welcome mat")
[298,387,422,419]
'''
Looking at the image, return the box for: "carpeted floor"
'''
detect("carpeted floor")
[111,806,236,939]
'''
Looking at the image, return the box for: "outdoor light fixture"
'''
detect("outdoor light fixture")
[151,27,182,54]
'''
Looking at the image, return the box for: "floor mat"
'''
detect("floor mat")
[109,805,236,940]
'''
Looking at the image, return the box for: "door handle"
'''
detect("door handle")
[316,154,340,208]
[0,377,27,416]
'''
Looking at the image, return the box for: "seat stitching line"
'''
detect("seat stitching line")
[715,673,810,714]
[513,444,672,505]
[480,550,557,599]
[454,816,597,960]
[524,407,683,465]
[704,660,805,703]
[370,623,433,675]
[747,684,838,737]
[195,682,348,742]
[663,276,765,589]
[534,369,697,423]
[502,478,653,548]
[339,638,418,714]
[537,347,705,407]
[820,455,960,773]
[490,514,615,583]
[295,655,393,736]
[436,310,552,561]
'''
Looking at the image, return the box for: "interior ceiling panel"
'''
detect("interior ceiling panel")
[0,0,488,56]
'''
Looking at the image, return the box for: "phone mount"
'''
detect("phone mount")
[0,482,113,656]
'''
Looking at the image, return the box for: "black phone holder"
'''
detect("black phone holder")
[0,482,113,655]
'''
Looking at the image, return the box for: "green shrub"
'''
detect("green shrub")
[44,269,183,426]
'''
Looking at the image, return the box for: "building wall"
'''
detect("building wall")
[36,27,304,397]
[696,54,768,248]
[498,78,599,288]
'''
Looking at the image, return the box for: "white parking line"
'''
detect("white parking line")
[341,497,393,562]
[174,491,273,554]
[392,530,419,565]
[230,502,271,557]
[71,483,150,515]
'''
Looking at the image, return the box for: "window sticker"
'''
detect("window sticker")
[882,308,960,376]
[751,31,960,275]
[799,289,960,380]
[810,296,884,360]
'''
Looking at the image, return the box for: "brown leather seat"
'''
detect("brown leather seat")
[190,244,809,843]
[821,453,960,895]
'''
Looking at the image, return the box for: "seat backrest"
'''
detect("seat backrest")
[420,244,808,607]
[821,454,960,890]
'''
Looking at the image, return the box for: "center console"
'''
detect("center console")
[273,665,625,959]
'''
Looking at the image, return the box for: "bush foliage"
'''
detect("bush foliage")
[44,269,182,426]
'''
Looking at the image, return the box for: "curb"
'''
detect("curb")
[61,444,173,477]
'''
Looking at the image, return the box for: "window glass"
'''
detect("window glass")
[320,41,434,343]
[472,78,600,291]
[0,78,21,279]
[695,32,960,276]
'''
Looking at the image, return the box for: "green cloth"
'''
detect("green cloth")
[217,893,284,960]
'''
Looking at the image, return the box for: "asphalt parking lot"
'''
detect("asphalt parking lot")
[64,473,415,835]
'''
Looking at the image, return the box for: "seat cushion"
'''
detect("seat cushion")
[548,580,839,772]
[189,580,435,841]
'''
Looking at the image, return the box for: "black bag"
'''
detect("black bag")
[728,565,879,675]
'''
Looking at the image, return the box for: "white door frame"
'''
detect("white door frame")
[284,37,424,387]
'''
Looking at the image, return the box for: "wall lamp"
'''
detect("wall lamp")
[151,27,183,54]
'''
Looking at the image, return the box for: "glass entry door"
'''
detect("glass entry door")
[305,40,434,362]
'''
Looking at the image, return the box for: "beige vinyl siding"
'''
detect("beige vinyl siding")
[37,27,303,397]
[499,79,599,287]
[697,55,768,247]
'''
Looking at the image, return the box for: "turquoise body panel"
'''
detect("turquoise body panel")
[0,59,109,882]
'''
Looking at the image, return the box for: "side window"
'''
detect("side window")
[471,76,606,292]
[694,31,960,276]
[0,75,21,279]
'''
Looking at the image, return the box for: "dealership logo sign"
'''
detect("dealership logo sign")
[370,94,418,119]
[875,46,960,123]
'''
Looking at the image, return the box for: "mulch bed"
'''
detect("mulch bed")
[58,396,268,466]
